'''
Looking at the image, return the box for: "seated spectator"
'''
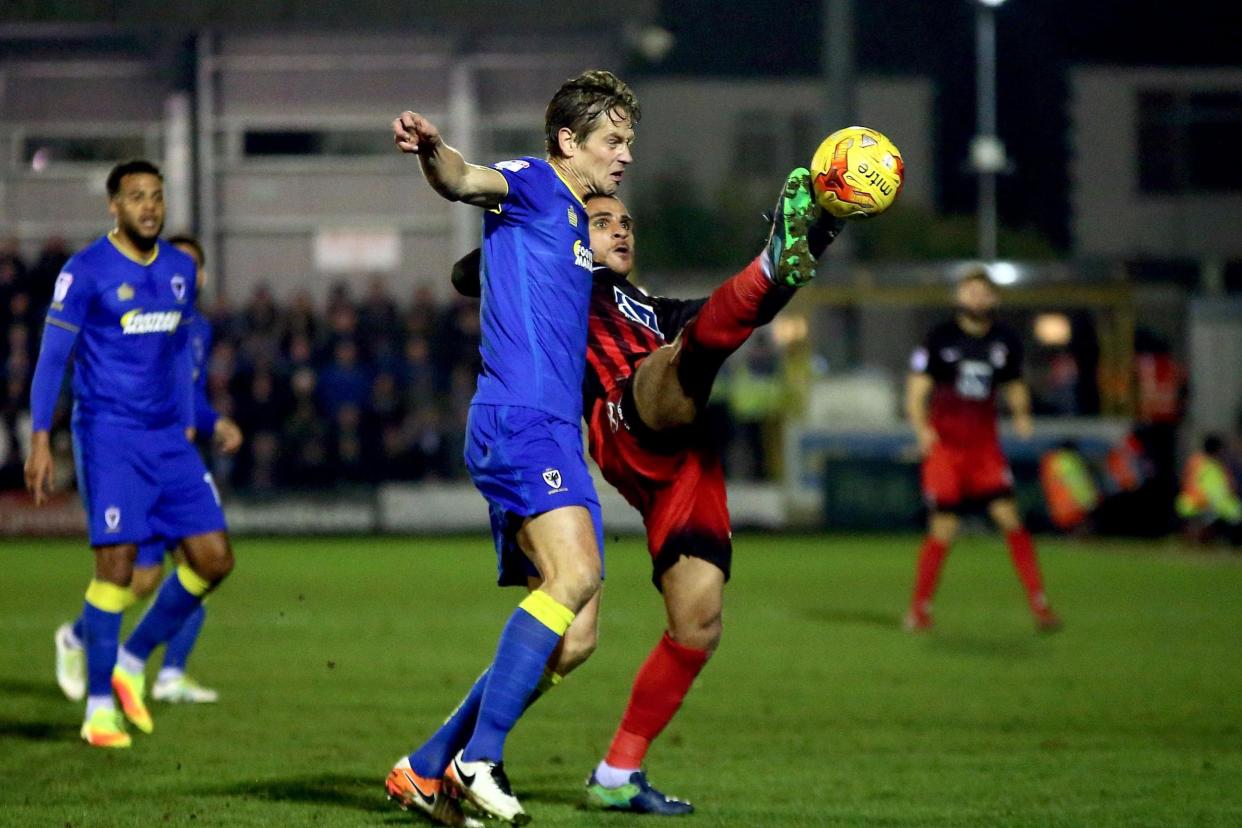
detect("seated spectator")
[1039,441,1100,533]
[1176,435,1242,547]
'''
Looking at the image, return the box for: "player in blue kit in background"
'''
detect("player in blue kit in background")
[25,160,236,749]
[384,71,638,825]
[52,233,242,707]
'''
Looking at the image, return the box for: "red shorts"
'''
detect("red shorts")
[921,441,1014,512]
[586,383,732,587]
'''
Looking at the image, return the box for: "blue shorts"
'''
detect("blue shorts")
[72,419,227,548]
[135,538,172,568]
[464,404,604,587]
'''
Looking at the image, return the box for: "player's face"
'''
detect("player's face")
[955,278,999,322]
[109,173,165,249]
[588,196,635,276]
[173,242,206,290]
[568,108,634,196]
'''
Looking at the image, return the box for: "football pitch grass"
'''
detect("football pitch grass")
[2,534,1241,827]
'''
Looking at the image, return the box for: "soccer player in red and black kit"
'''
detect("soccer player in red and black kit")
[452,170,841,816]
[904,268,1061,633]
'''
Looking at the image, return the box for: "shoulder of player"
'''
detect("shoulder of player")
[154,240,195,270]
[59,238,112,282]
[925,319,960,345]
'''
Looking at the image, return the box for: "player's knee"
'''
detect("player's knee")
[930,513,958,542]
[670,609,723,654]
[188,534,234,584]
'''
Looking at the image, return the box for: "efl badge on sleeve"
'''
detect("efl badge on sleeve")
[54,272,73,303]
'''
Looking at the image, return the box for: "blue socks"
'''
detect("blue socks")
[460,592,574,763]
[81,600,123,699]
[409,670,488,778]
[162,605,206,672]
[122,566,209,662]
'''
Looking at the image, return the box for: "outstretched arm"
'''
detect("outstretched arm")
[393,111,508,209]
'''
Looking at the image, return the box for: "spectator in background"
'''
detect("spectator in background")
[281,288,319,346]
[1039,440,1100,533]
[24,235,69,313]
[1176,435,1241,547]
[1134,329,1187,531]
[404,284,437,341]
[360,276,402,343]
[0,237,27,332]
[281,366,330,488]
[318,339,370,416]
[241,283,280,338]
[723,334,785,480]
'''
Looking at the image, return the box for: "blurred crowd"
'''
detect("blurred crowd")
[1,235,485,492]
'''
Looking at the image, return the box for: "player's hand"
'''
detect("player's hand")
[213,417,243,455]
[393,111,441,155]
[1013,413,1034,440]
[24,432,54,506]
[915,425,939,457]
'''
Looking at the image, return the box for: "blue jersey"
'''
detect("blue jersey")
[45,234,198,430]
[473,157,594,424]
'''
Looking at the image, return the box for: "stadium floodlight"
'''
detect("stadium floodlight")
[988,261,1021,286]
[977,0,1008,7]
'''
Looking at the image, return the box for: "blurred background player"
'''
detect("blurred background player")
[446,170,837,815]
[53,234,242,707]
[904,268,1061,632]
[1176,434,1242,547]
[385,71,638,825]
[25,160,236,748]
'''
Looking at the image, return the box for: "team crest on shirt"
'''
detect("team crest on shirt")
[567,206,578,227]
[104,506,121,532]
[613,286,663,336]
[573,239,593,271]
[542,468,566,493]
[171,274,188,302]
[117,282,134,301]
[989,341,1008,368]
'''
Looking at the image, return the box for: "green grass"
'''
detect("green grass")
[2,534,1241,827]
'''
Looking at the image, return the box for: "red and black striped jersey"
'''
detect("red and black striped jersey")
[583,267,704,413]
[910,318,1023,449]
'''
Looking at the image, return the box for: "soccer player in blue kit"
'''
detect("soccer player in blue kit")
[52,233,242,708]
[384,71,639,825]
[25,161,236,748]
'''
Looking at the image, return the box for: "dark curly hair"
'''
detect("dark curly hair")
[106,159,162,198]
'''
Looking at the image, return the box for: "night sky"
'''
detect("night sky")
[649,0,1242,251]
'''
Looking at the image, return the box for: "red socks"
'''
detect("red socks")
[1005,529,1049,611]
[604,632,711,770]
[910,537,950,614]
[675,258,794,403]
